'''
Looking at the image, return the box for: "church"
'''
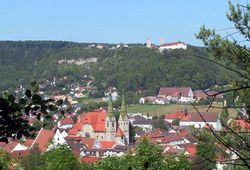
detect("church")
[69,95,129,145]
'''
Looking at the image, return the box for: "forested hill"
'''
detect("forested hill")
[0,41,235,94]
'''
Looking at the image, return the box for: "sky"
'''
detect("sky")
[0,0,247,46]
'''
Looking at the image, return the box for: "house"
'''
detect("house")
[58,117,74,129]
[157,87,194,103]
[31,128,54,152]
[158,41,187,52]
[165,111,222,131]
[193,90,224,101]
[51,129,68,146]
[131,116,153,131]
[69,96,129,145]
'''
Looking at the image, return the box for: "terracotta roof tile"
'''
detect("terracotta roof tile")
[60,117,74,125]
[81,156,100,163]
[158,87,191,97]
[69,110,107,135]
[100,141,116,149]
[81,137,96,149]
[32,128,54,152]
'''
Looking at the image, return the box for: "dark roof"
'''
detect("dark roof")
[133,117,152,125]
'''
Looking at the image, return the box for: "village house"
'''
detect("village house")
[165,110,222,131]
[157,87,194,103]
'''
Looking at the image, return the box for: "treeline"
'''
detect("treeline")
[0,41,235,95]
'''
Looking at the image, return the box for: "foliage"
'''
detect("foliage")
[196,0,250,117]
[38,145,81,170]
[0,149,11,170]
[94,138,190,170]
[0,81,63,142]
[172,118,180,126]
[21,144,43,170]
[196,130,216,170]
[0,41,236,97]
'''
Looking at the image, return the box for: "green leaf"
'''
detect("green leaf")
[31,81,39,93]
[8,95,15,103]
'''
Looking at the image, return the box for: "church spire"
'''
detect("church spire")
[107,95,114,119]
[119,93,127,119]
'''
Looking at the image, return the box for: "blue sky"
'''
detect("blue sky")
[0,0,246,46]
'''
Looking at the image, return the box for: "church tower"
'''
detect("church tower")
[118,95,129,144]
[105,96,116,141]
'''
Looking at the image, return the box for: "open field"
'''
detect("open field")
[127,103,238,117]
[75,97,104,104]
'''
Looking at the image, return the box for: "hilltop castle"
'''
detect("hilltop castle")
[69,95,129,144]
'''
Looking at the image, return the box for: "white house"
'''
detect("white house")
[165,111,222,131]
[158,87,194,103]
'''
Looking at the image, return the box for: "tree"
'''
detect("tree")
[172,118,180,126]
[0,81,63,142]
[21,144,43,170]
[0,149,11,170]
[94,138,190,170]
[39,145,81,170]
[195,0,250,169]
[196,130,216,170]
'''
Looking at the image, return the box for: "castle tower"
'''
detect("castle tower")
[118,94,129,144]
[105,96,116,141]
[160,37,165,46]
[146,37,152,48]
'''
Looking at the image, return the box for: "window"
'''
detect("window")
[112,122,114,127]
[107,122,109,127]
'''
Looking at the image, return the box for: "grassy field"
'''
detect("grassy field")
[127,103,238,117]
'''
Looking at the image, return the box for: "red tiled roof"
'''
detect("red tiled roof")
[178,143,196,156]
[2,141,18,153]
[81,156,100,163]
[166,111,219,122]
[69,110,107,135]
[165,111,186,120]
[60,117,74,125]
[158,87,192,97]
[232,119,250,130]
[23,139,34,148]
[81,138,96,149]
[116,127,124,137]
[194,90,224,99]
[32,128,54,152]
[160,41,185,47]
[100,141,116,149]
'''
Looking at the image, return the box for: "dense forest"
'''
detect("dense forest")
[0,41,235,95]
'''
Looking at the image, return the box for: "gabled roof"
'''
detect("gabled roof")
[81,137,96,149]
[100,141,116,149]
[158,87,192,97]
[116,127,124,137]
[60,117,74,125]
[165,111,186,120]
[69,110,107,135]
[31,128,54,152]
[23,139,34,148]
[178,143,196,156]
[231,119,250,131]
[166,111,219,123]
[2,140,18,153]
